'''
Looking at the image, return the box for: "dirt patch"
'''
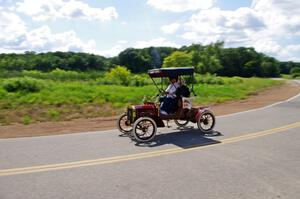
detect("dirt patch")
[0,103,122,125]
[1,80,299,139]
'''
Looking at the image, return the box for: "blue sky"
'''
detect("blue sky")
[0,0,299,61]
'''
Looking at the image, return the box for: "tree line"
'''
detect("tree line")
[0,51,112,71]
[0,42,299,77]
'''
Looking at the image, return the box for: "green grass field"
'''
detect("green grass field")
[0,73,282,125]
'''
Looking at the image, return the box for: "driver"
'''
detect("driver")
[160,76,179,115]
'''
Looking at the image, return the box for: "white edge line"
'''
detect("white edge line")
[286,91,300,102]
[287,80,300,102]
[217,101,283,118]
[218,82,300,118]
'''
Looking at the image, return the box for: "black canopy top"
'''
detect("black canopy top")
[148,67,194,78]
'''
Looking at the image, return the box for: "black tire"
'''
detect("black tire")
[197,110,215,133]
[117,113,132,134]
[174,119,189,127]
[133,117,157,142]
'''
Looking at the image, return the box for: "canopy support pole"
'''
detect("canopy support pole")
[150,77,162,92]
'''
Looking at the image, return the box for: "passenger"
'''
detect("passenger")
[160,76,179,115]
[176,78,190,98]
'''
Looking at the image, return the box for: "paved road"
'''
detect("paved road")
[1,82,300,199]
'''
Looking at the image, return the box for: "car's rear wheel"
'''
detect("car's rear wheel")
[197,110,215,134]
[174,119,189,127]
[133,117,157,142]
[117,113,132,134]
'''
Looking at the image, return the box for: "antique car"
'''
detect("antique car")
[117,67,215,142]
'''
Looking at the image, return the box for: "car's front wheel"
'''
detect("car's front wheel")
[117,113,132,134]
[133,117,157,142]
[197,110,215,134]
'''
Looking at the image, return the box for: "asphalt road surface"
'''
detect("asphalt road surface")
[1,83,300,199]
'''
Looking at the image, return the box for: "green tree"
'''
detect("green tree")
[118,48,152,73]
[193,43,223,74]
[244,60,260,77]
[162,51,193,68]
[218,47,268,77]
[196,55,222,74]
[260,57,280,77]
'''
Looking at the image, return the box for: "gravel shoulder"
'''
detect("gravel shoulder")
[0,80,299,139]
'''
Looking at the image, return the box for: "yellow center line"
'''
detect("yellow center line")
[1,121,300,177]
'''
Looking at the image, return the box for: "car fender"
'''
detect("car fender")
[195,107,211,121]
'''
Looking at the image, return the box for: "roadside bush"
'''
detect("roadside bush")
[21,69,104,81]
[290,67,300,74]
[49,69,87,81]
[2,77,43,93]
[193,74,245,85]
[47,109,61,120]
[100,65,131,86]
[292,73,300,78]
[98,73,151,87]
[223,77,244,84]
[130,75,151,86]
[0,89,7,98]
[23,115,32,125]
[22,70,45,79]
[195,74,225,85]
[97,76,115,85]
[0,70,23,78]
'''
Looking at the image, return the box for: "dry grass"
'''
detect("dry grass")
[0,103,124,125]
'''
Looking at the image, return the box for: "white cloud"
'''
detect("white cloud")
[98,40,131,57]
[147,0,215,12]
[20,26,96,52]
[250,36,285,56]
[182,32,223,44]
[97,38,180,57]
[117,40,128,44]
[285,44,300,61]
[0,10,98,54]
[161,22,180,34]
[134,37,179,48]
[252,0,300,16]
[178,0,300,61]
[287,44,300,52]
[0,25,96,53]
[0,9,26,36]
[183,7,264,41]
[0,10,27,50]
[249,0,300,60]
[99,44,127,57]
[15,0,118,21]
[252,0,300,36]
